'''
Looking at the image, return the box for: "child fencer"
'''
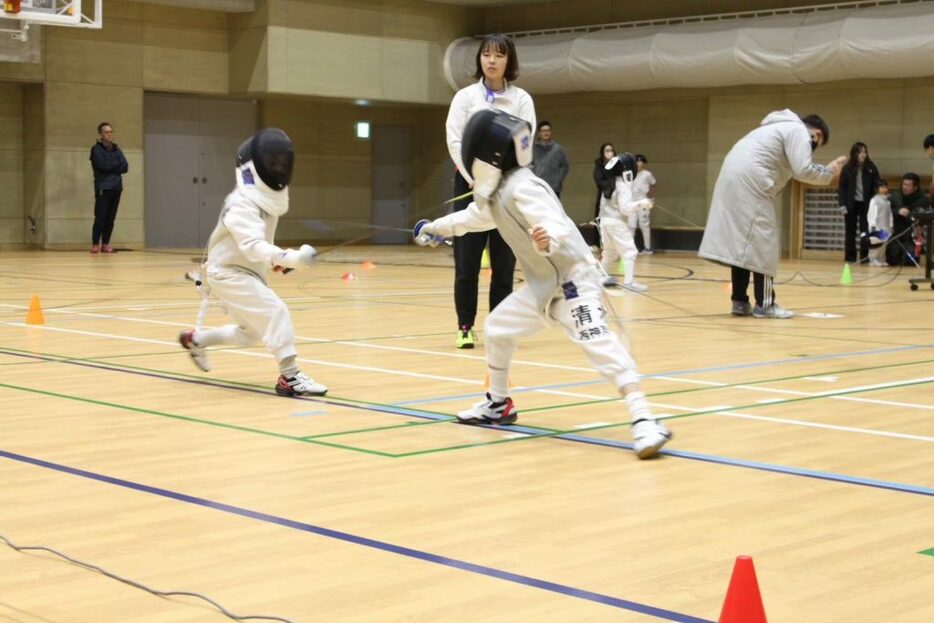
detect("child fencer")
[599,153,652,292]
[866,179,892,267]
[178,128,328,397]
[414,109,671,459]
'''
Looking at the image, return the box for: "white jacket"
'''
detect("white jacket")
[445,79,536,184]
[428,168,598,312]
[599,177,650,222]
[867,195,893,233]
[205,160,291,281]
[699,109,835,276]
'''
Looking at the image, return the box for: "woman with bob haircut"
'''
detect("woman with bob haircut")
[445,34,537,349]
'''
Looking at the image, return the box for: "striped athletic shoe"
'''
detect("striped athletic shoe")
[456,393,517,425]
[276,371,328,397]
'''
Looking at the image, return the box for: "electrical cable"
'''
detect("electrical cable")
[0,534,295,623]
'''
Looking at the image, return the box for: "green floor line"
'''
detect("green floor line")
[393,377,934,457]
[301,416,563,440]
[0,381,394,458]
[393,430,561,457]
[282,356,934,441]
[0,345,452,421]
[301,419,453,440]
[522,357,934,415]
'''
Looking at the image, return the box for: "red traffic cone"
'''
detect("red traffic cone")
[719,556,767,623]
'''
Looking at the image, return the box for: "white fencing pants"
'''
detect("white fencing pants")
[195,268,298,362]
[600,217,638,283]
[628,206,652,250]
[483,279,640,400]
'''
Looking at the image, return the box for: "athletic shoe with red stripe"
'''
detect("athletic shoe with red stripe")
[456,393,517,425]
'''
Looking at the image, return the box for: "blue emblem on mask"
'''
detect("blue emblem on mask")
[520,135,530,150]
[561,281,579,300]
[241,167,255,185]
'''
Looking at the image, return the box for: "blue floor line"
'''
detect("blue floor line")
[4,350,929,497]
[406,420,934,498]
[543,434,934,498]
[0,449,713,623]
[393,343,934,407]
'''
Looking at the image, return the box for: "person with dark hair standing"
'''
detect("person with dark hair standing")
[887,172,931,266]
[837,141,880,263]
[699,110,846,319]
[592,142,616,220]
[531,120,569,197]
[445,34,536,349]
[89,122,128,254]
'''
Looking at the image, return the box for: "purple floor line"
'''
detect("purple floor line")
[0,449,713,623]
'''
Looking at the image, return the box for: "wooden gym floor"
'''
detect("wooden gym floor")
[1,246,932,622]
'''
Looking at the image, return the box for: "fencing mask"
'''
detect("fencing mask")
[237,128,294,191]
[461,109,533,200]
[604,152,637,183]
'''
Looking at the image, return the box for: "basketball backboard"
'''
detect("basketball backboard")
[1,0,100,41]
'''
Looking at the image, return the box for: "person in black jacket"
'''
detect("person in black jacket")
[887,172,931,266]
[837,141,880,263]
[89,122,129,254]
[592,142,616,220]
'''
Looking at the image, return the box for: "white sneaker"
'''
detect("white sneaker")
[276,372,328,397]
[178,330,210,372]
[753,303,794,319]
[457,393,517,425]
[622,280,648,292]
[631,419,672,459]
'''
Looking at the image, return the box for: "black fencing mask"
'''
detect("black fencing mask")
[237,128,294,191]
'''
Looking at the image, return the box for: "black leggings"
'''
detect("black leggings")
[452,171,515,329]
[92,189,122,245]
[843,199,869,262]
[731,266,776,308]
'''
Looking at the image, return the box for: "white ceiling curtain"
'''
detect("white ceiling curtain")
[444,2,934,93]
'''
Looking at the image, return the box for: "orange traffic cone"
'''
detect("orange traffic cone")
[719,556,767,623]
[25,295,45,325]
[360,260,376,270]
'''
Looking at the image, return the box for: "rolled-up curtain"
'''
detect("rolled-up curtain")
[444,3,934,94]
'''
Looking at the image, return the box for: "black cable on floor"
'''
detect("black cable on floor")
[0,534,295,623]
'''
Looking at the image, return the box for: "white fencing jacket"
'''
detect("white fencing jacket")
[445,79,536,185]
[427,167,598,312]
[205,161,291,281]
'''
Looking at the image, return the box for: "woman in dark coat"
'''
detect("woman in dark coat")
[837,141,880,263]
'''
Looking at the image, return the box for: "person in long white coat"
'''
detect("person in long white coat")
[178,128,328,397]
[415,109,672,459]
[699,110,846,318]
